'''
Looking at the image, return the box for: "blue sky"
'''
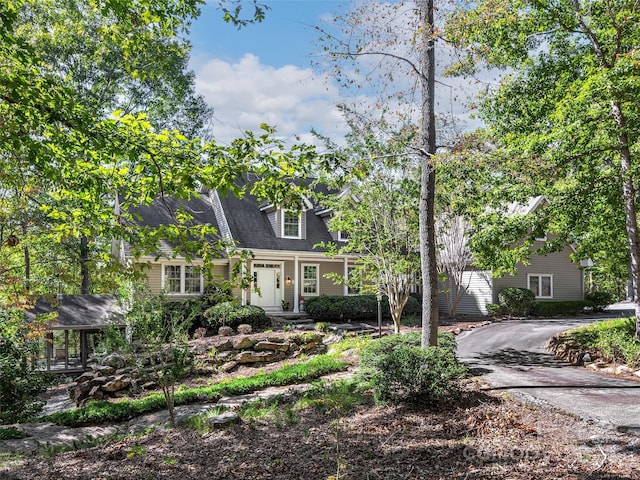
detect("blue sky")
[190,1,341,68]
[187,1,349,145]
[186,1,484,146]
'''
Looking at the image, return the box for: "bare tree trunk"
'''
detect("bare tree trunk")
[419,0,439,347]
[611,102,640,338]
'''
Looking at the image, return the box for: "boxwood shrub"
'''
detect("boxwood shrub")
[532,301,591,317]
[357,332,467,405]
[497,287,536,317]
[304,295,420,321]
[203,302,270,332]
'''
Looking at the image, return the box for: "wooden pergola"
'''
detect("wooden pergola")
[26,294,125,373]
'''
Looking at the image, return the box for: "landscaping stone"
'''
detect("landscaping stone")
[207,412,240,428]
[254,340,289,352]
[237,324,253,334]
[220,361,238,372]
[232,336,259,350]
[218,326,234,336]
[236,351,278,364]
[66,330,327,405]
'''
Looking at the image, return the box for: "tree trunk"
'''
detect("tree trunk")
[611,102,640,338]
[79,235,90,294]
[419,0,439,347]
[22,223,30,291]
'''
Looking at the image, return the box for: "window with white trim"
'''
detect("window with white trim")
[528,274,553,299]
[281,210,301,238]
[302,264,319,295]
[338,230,350,242]
[163,265,203,295]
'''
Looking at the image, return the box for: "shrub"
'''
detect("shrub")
[358,332,467,405]
[584,290,617,312]
[485,303,503,317]
[304,295,420,321]
[532,301,590,317]
[562,317,640,366]
[204,302,270,332]
[497,287,536,317]
[0,310,54,424]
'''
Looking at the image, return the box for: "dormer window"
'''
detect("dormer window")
[282,210,302,239]
[338,231,350,242]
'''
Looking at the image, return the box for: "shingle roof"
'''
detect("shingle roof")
[125,193,224,258]
[217,186,335,252]
[123,179,340,256]
[25,294,124,330]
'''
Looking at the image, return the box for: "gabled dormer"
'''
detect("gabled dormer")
[260,195,313,240]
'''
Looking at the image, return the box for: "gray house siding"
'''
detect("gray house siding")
[439,270,493,316]
[492,245,584,303]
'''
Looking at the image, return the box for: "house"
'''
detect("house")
[116,179,357,313]
[25,294,125,373]
[438,196,586,316]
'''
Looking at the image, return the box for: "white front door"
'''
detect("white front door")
[250,264,282,308]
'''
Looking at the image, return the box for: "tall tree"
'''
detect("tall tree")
[0,0,318,304]
[316,0,440,346]
[448,0,640,337]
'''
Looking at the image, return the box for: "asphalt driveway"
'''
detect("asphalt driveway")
[456,314,640,434]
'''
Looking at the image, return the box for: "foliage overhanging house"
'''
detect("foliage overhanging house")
[437,196,586,316]
[114,180,357,313]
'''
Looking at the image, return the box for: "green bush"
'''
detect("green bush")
[532,301,591,317]
[485,303,504,316]
[357,332,467,405]
[562,317,640,366]
[203,302,270,332]
[304,295,420,321]
[0,310,54,424]
[584,290,617,312]
[164,283,235,334]
[497,287,536,317]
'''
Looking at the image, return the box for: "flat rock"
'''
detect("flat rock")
[235,351,277,364]
[207,412,240,428]
[254,340,289,352]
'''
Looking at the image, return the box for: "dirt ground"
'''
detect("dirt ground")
[2,318,639,480]
[2,381,639,480]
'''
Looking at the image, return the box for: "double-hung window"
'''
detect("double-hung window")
[163,265,203,295]
[302,264,319,296]
[282,210,301,238]
[528,274,553,299]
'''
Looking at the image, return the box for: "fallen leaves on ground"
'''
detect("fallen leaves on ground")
[2,380,639,480]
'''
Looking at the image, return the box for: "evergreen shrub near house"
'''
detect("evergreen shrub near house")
[584,290,617,312]
[164,283,235,334]
[531,301,591,317]
[497,287,536,317]
[203,301,270,332]
[304,295,420,321]
[357,332,467,405]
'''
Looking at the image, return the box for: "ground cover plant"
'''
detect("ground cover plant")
[40,354,348,427]
[558,317,640,367]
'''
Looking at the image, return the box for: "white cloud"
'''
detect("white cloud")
[192,53,348,146]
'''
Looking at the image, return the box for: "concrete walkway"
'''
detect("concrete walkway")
[0,371,353,454]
